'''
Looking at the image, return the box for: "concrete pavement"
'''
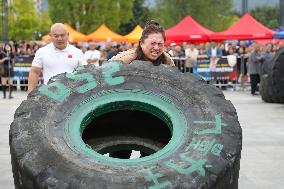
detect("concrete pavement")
[1,90,284,189]
[226,91,284,189]
[0,91,27,189]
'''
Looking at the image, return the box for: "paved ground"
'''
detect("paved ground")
[1,90,284,188]
[227,91,284,189]
[0,91,27,189]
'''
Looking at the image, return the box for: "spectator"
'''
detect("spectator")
[106,45,118,60]
[237,46,249,86]
[197,43,207,57]
[0,43,15,99]
[173,45,185,70]
[185,42,199,73]
[220,43,227,56]
[231,42,238,53]
[227,47,237,68]
[248,43,263,95]
[168,42,176,57]
[99,46,107,65]
[84,42,101,66]
[278,41,284,50]
[237,40,247,52]
[181,41,187,52]
[28,23,87,93]
[17,44,27,56]
[272,44,278,54]
[261,43,274,75]
[207,40,222,72]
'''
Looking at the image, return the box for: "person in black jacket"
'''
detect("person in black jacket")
[0,43,15,99]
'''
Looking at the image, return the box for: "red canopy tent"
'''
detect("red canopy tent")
[165,16,214,44]
[210,13,275,40]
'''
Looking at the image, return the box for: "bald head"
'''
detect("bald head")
[50,23,69,49]
[50,23,67,33]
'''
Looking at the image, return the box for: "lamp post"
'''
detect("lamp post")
[280,0,284,26]
[2,0,8,42]
[241,0,248,15]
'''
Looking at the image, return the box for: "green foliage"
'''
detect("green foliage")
[0,0,52,41]
[1,0,278,41]
[0,1,3,40]
[250,5,280,29]
[118,0,150,35]
[47,0,134,34]
[8,0,38,40]
[38,10,53,36]
[150,0,234,31]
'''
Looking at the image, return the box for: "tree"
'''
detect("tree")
[150,0,235,31]
[118,0,150,35]
[0,1,3,40]
[8,0,39,40]
[37,10,53,37]
[250,5,279,29]
[0,0,51,41]
[47,0,134,34]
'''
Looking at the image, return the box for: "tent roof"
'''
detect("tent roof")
[124,25,143,43]
[165,16,214,43]
[64,24,89,42]
[274,31,284,39]
[210,13,275,40]
[87,24,126,42]
[41,24,89,43]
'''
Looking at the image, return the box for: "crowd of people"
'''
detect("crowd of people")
[77,39,283,95]
[0,23,284,97]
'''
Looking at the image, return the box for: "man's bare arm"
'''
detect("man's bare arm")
[28,66,42,93]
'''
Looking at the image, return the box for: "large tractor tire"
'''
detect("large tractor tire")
[271,48,284,103]
[260,74,280,103]
[10,61,242,189]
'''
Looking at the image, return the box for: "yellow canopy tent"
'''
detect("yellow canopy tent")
[63,24,89,42]
[87,24,126,42]
[41,24,89,43]
[124,25,143,43]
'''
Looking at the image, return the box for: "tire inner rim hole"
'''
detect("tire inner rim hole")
[82,108,172,159]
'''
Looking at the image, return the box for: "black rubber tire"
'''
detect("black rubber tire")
[10,61,242,189]
[271,48,284,103]
[260,74,280,103]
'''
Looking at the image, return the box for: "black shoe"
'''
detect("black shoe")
[2,85,6,99]
[8,96,13,99]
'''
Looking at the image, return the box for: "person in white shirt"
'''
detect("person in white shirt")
[28,23,87,93]
[168,42,176,57]
[185,42,199,73]
[84,42,101,66]
[227,47,237,68]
